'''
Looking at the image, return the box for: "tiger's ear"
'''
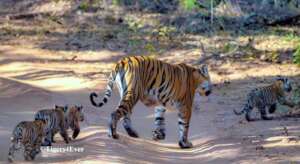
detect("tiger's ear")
[198,64,208,77]
[275,76,284,81]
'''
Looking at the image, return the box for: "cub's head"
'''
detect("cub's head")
[193,65,212,96]
[276,76,292,92]
[55,105,68,113]
[69,105,84,122]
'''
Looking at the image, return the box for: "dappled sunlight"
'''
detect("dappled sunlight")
[26,76,91,91]
[0,1,300,162]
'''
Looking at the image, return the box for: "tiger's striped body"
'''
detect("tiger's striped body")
[234,77,294,121]
[90,56,212,148]
[8,120,47,162]
[34,105,84,146]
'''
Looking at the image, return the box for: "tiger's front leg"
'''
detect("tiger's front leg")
[109,94,137,139]
[177,107,193,149]
[42,131,52,146]
[152,106,166,140]
[30,135,43,160]
[59,127,70,144]
[260,106,273,120]
[122,114,139,138]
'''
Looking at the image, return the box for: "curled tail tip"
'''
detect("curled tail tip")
[90,92,98,97]
[90,92,104,107]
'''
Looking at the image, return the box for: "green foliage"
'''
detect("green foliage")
[145,43,156,54]
[293,44,300,65]
[112,0,119,5]
[180,0,222,11]
[79,1,89,11]
[152,26,176,40]
[180,0,198,10]
[222,42,236,53]
[284,32,300,42]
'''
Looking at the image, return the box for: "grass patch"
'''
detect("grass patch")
[293,44,300,65]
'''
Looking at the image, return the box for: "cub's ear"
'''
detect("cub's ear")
[77,105,83,111]
[63,105,68,113]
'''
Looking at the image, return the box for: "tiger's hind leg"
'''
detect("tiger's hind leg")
[30,133,44,160]
[109,94,138,139]
[8,141,20,162]
[122,114,139,138]
[260,106,273,120]
[245,106,255,122]
[268,103,277,114]
[152,106,166,141]
[24,143,34,161]
[59,128,70,144]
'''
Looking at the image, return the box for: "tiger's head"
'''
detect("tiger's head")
[69,105,84,122]
[193,65,212,96]
[276,76,292,92]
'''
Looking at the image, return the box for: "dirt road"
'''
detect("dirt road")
[0,46,300,163]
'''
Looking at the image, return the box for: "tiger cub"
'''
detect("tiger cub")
[234,77,295,121]
[63,105,84,140]
[8,120,47,162]
[34,105,84,145]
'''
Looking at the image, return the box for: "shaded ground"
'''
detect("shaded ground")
[0,0,300,163]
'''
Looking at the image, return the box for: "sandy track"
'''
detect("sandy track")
[0,48,300,163]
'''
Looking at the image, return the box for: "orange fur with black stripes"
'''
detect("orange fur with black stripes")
[90,56,212,148]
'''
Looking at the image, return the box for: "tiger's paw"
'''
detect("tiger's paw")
[8,156,13,163]
[262,116,273,120]
[152,129,165,140]
[24,154,34,161]
[41,140,51,146]
[125,127,139,138]
[108,129,119,139]
[108,133,119,139]
[179,140,193,149]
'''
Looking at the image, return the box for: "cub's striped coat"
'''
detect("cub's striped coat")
[234,77,294,121]
[8,120,47,162]
[34,105,84,145]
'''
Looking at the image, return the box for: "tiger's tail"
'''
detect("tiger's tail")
[233,108,245,115]
[234,102,251,115]
[90,65,119,108]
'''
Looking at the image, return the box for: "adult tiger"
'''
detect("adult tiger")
[8,120,47,162]
[90,56,212,148]
[234,77,295,121]
[34,105,84,146]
